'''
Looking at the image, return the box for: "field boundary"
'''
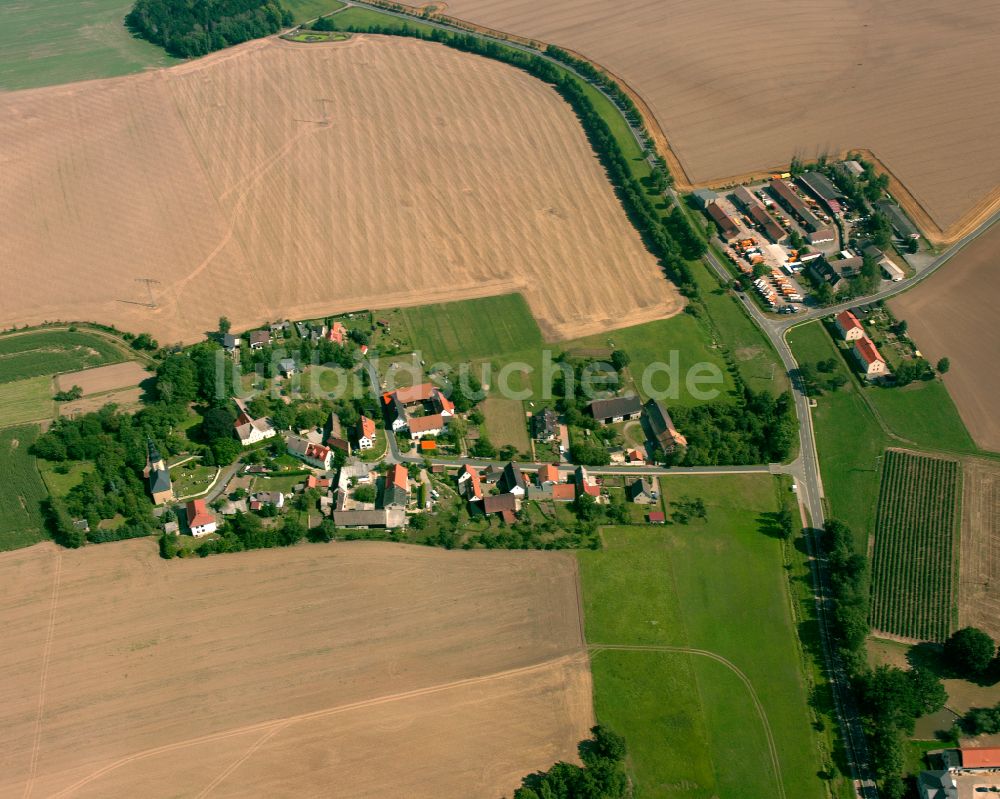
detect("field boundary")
[588,643,786,799]
[379,0,994,244]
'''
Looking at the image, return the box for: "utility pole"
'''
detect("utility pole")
[136,278,160,309]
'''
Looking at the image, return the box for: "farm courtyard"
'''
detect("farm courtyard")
[0,540,591,798]
[0,35,681,346]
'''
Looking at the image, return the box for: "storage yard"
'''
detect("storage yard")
[0,35,680,345]
[443,0,1000,241]
[698,161,915,311]
[0,540,592,798]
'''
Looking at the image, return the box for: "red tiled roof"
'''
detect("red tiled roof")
[387,463,408,490]
[359,416,376,439]
[327,321,347,345]
[854,336,884,366]
[459,465,483,499]
[186,499,214,527]
[420,440,437,451]
[648,511,666,523]
[961,747,1000,768]
[537,464,560,484]
[394,383,434,404]
[434,390,455,414]
[407,414,444,434]
[551,483,576,500]
[305,443,330,461]
[835,310,863,334]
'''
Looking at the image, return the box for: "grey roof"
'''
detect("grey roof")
[222,333,238,348]
[483,493,518,514]
[149,467,171,495]
[798,171,845,202]
[627,478,653,500]
[278,358,296,372]
[147,437,163,465]
[588,395,642,420]
[877,200,920,238]
[531,408,558,437]
[916,770,956,799]
[499,462,527,493]
[379,484,409,510]
[732,185,762,210]
[691,188,718,209]
[644,398,676,439]
[333,509,406,528]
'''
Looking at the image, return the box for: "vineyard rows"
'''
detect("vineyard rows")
[870,449,961,641]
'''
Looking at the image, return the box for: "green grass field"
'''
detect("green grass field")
[317,5,436,33]
[0,329,126,383]
[788,321,887,551]
[284,0,345,23]
[37,459,89,498]
[577,474,826,799]
[0,425,49,550]
[0,376,56,427]
[480,396,530,453]
[284,30,349,42]
[0,0,179,91]
[864,381,976,454]
[394,293,543,363]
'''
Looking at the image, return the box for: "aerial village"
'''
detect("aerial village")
[145,315,690,546]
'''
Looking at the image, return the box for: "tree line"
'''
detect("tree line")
[125,0,292,58]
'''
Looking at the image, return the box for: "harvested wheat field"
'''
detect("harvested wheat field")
[958,458,1000,641]
[0,35,679,345]
[444,0,1000,239]
[0,540,592,798]
[889,222,1000,452]
[55,361,151,395]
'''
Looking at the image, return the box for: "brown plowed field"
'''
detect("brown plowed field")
[958,458,1000,640]
[0,35,680,345]
[889,223,1000,453]
[443,0,1000,238]
[55,361,151,395]
[0,540,592,798]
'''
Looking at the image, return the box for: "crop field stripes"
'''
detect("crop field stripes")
[870,449,962,641]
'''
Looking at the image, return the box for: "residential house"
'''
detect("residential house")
[248,330,269,350]
[644,398,688,453]
[250,491,285,511]
[287,436,333,469]
[588,395,642,425]
[434,391,455,417]
[394,383,434,404]
[270,320,291,336]
[482,493,519,522]
[382,393,408,432]
[305,474,331,490]
[481,464,504,485]
[278,358,297,377]
[916,771,956,799]
[144,438,174,505]
[625,448,646,465]
[222,333,239,353]
[356,416,377,450]
[852,336,888,379]
[536,464,560,486]
[551,484,576,502]
[457,464,483,501]
[186,499,217,536]
[310,323,328,342]
[406,414,444,440]
[380,463,410,509]
[574,466,600,499]
[325,412,351,455]
[531,408,559,441]
[833,310,865,341]
[838,160,864,178]
[809,256,860,293]
[627,478,656,504]
[498,462,527,496]
[234,398,276,446]
[326,321,347,346]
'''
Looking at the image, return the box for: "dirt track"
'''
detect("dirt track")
[443,0,1000,239]
[889,223,1000,453]
[0,540,592,798]
[0,35,680,345]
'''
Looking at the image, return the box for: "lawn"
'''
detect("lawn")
[480,397,530,454]
[0,329,126,383]
[171,461,219,499]
[284,0,345,23]
[577,474,826,799]
[37,459,89,498]
[393,293,543,364]
[317,5,436,34]
[0,0,179,91]
[0,425,49,550]
[284,30,349,42]
[0,376,56,427]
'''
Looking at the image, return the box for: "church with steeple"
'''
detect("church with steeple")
[144,438,174,506]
